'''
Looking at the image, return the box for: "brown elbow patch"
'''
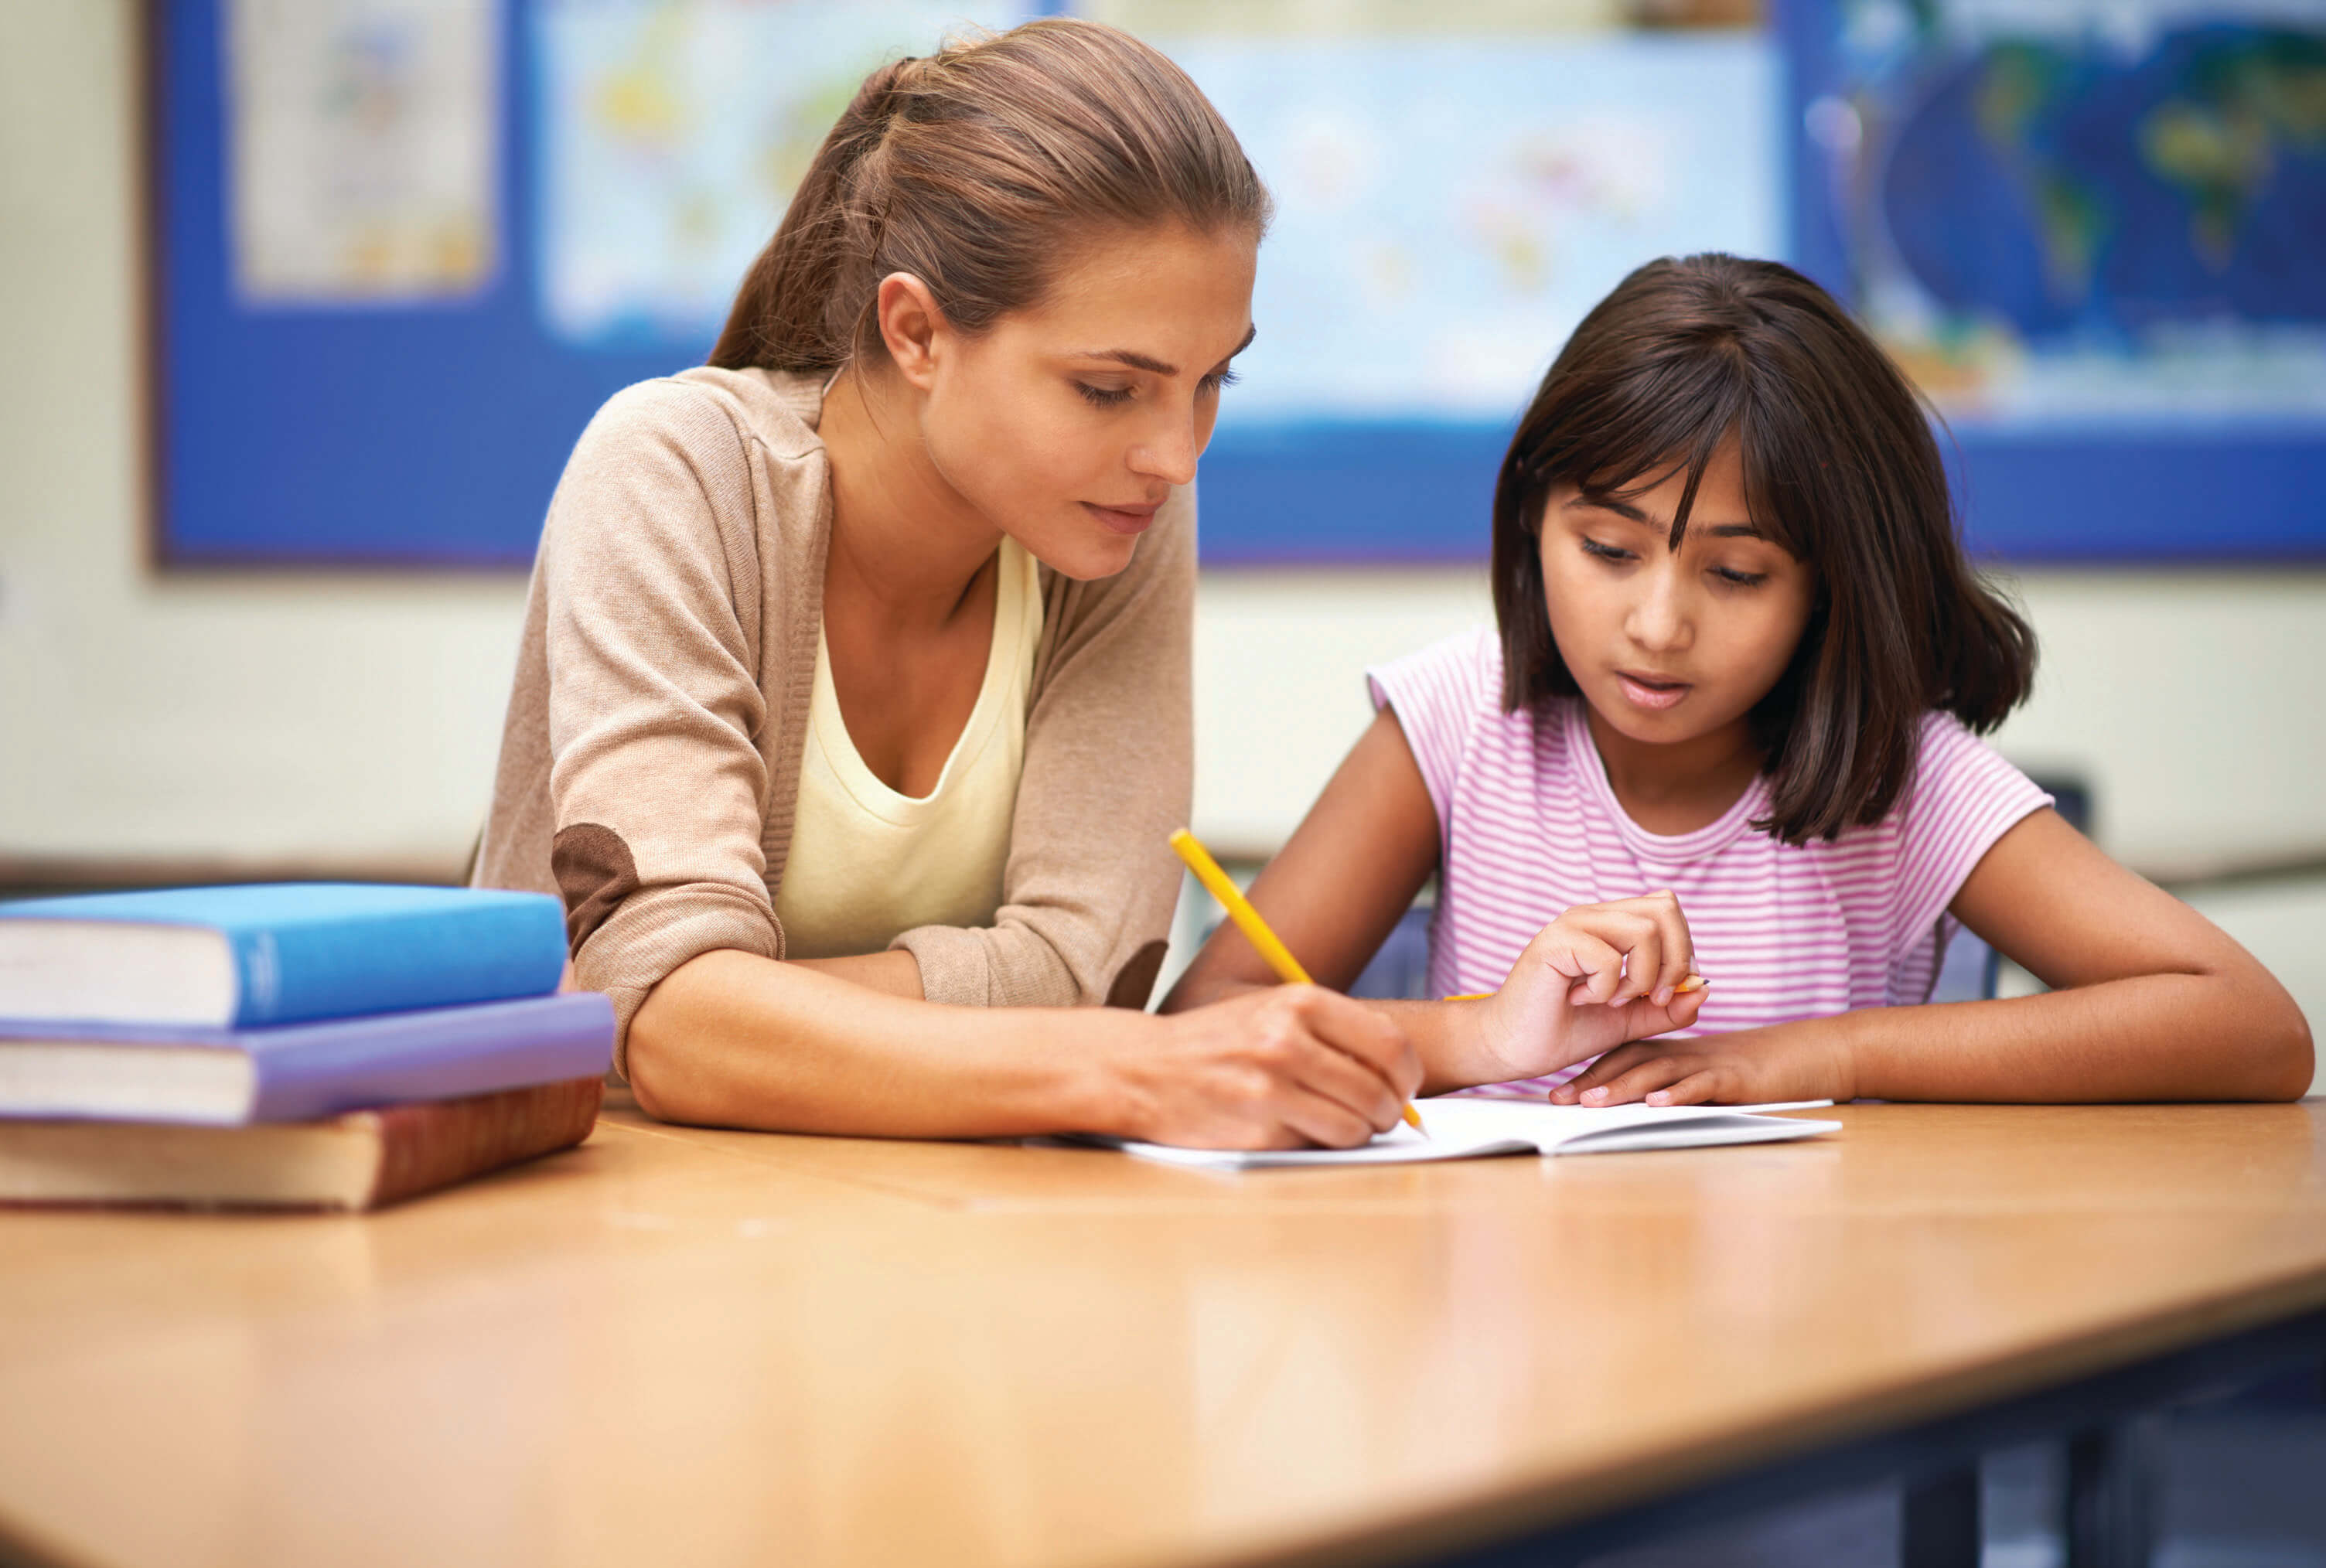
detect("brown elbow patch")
[1105,939,1168,1011]
[551,823,639,954]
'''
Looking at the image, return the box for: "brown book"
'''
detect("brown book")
[0,1077,603,1212]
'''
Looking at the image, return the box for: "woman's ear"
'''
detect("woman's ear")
[874,272,948,391]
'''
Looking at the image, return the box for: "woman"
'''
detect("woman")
[476,19,1421,1148]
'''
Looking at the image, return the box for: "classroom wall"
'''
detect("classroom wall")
[4,4,2320,1079]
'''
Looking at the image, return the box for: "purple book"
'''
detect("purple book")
[0,993,614,1125]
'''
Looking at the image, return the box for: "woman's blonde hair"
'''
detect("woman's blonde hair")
[710,18,1269,373]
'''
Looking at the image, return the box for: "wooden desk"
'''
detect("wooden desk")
[1,1100,2321,1568]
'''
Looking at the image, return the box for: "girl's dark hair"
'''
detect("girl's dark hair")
[1491,254,2037,845]
[710,18,1270,373]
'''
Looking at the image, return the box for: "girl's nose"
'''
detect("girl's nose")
[1625,565,1692,652]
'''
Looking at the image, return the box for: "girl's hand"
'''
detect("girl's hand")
[1113,985,1423,1150]
[1547,1022,1857,1107]
[1468,892,1707,1084]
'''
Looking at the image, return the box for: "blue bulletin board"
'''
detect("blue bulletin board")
[152,0,2326,569]
[154,0,675,567]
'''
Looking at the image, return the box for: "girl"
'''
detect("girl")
[475,20,1423,1148]
[1165,254,2312,1109]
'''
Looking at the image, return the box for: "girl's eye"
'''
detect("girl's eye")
[1075,382,1134,408]
[1199,367,1241,395]
[1579,537,1632,564]
[1711,566,1768,588]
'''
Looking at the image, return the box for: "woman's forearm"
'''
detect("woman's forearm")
[1838,970,2313,1103]
[626,949,1126,1137]
[633,951,1433,1148]
[789,949,926,998]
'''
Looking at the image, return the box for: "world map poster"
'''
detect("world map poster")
[1796,0,2326,428]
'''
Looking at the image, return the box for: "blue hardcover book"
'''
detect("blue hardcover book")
[0,884,568,1028]
[0,992,615,1125]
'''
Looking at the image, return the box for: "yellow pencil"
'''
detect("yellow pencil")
[1169,828,1424,1133]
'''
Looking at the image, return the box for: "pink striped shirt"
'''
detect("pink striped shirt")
[1369,628,2051,1097]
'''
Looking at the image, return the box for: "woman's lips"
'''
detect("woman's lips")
[1083,501,1160,536]
[1616,671,1691,711]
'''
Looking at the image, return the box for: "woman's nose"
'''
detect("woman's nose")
[1130,407,1200,488]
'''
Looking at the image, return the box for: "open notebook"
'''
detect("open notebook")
[1090,1099,1840,1169]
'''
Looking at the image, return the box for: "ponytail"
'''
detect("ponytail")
[708,19,1267,375]
[708,59,917,372]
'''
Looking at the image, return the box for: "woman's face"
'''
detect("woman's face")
[1537,441,1816,751]
[909,223,1257,581]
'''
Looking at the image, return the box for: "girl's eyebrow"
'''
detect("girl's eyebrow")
[1567,494,1764,539]
[1567,493,1652,522]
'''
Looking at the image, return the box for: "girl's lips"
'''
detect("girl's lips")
[1083,501,1160,536]
[1616,672,1691,711]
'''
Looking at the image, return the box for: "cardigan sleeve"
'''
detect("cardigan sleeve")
[891,488,1196,1012]
[534,379,788,1072]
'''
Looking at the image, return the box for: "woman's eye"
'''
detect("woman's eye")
[1075,382,1134,408]
[1712,566,1768,588]
[1579,537,1632,563]
[1199,367,1241,395]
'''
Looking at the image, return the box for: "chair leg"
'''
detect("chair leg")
[2065,1418,2163,1568]
[1902,1463,1982,1568]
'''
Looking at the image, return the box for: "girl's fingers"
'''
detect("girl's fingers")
[1613,984,1706,1042]
[1546,898,1694,1006]
[1645,1071,1722,1107]
[1549,1042,1654,1103]
[1637,891,1697,1004]
[1576,1055,1700,1106]
[1570,908,1659,1004]
[1550,931,1625,1005]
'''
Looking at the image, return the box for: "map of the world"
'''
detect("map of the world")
[1816,0,2326,424]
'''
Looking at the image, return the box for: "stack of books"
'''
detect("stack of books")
[0,883,613,1212]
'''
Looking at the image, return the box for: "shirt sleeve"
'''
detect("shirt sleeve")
[1888,712,2055,950]
[535,379,785,1072]
[1366,626,1499,832]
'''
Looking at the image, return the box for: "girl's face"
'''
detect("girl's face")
[1538,441,1816,752]
[909,222,1257,581]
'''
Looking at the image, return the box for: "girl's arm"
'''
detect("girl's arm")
[1554,807,2315,1106]
[628,949,1423,1146]
[1161,709,1706,1094]
[1163,708,1441,1000]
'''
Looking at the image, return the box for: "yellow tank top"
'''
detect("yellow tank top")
[773,539,1042,960]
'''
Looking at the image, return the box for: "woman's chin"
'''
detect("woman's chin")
[1021,527,1143,582]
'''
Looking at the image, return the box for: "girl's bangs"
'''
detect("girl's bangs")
[1554,353,1804,557]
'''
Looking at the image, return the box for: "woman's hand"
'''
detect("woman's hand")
[1105,985,1422,1150]
[1465,893,1707,1085]
[1547,1022,1856,1107]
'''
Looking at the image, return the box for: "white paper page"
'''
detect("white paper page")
[1103,1100,1838,1170]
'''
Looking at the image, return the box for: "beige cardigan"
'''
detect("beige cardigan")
[472,366,1195,1073]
